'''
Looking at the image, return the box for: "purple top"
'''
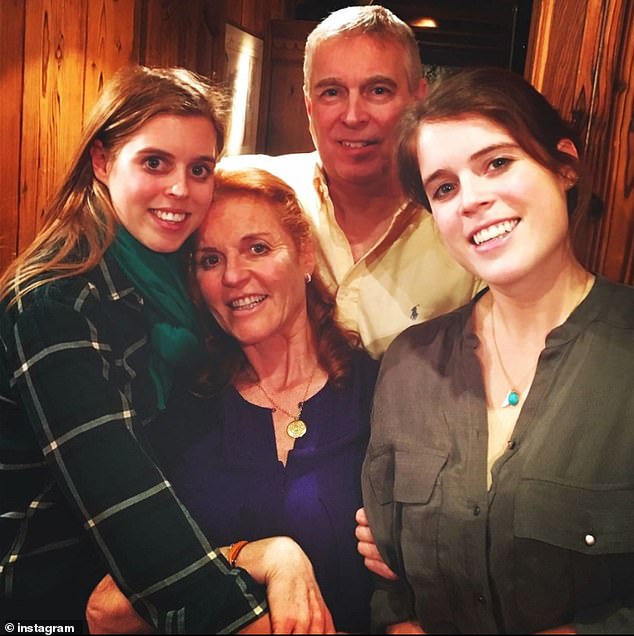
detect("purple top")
[150,351,378,632]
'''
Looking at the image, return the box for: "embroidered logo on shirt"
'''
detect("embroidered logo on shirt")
[410,305,420,320]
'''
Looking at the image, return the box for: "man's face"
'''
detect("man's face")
[305,34,424,188]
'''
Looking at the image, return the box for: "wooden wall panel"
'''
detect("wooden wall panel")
[200,1,228,81]
[240,0,267,36]
[84,0,137,114]
[141,0,181,66]
[140,0,225,79]
[226,0,244,28]
[264,57,313,155]
[0,0,25,273]
[257,19,315,154]
[226,0,291,37]
[19,0,90,252]
[527,0,590,124]
[527,0,633,285]
[593,1,633,283]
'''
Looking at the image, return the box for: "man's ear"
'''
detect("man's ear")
[304,92,319,149]
[414,77,428,101]
[304,91,313,119]
[90,139,110,184]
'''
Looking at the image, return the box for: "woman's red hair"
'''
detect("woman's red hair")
[189,167,361,394]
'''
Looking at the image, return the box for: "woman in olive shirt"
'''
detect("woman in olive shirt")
[362,68,634,634]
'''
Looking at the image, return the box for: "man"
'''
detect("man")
[223,5,481,357]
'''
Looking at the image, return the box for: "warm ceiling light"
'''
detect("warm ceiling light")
[410,17,439,28]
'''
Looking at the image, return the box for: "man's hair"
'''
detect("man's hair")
[303,5,422,94]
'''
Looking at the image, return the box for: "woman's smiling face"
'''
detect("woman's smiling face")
[416,115,573,288]
[91,113,218,253]
[193,193,314,347]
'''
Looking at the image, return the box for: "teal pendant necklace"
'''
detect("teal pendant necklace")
[489,276,593,409]
[490,305,534,409]
[502,388,521,408]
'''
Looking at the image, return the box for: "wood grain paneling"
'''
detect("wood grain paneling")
[527,0,633,285]
[257,19,315,154]
[227,0,290,37]
[202,1,228,80]
[141,0,218,74]
[226,0,244,28]
[593,1,633,283]
[19,0,90,252]
[0,0,25,273]
[84,0,137,113]
[241,0,266,36]
[265,58,313,154]
[528,0,590,125]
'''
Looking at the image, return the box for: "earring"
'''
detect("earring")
[304,273,312,284]
[562,171,578,191]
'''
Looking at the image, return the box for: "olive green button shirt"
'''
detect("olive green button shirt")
[363,276,634,634]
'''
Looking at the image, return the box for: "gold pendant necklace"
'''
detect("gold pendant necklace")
[255,364,318,439]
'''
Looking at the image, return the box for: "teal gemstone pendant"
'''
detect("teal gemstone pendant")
[502,390,520,408]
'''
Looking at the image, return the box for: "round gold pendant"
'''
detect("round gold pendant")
[286,418,307,439]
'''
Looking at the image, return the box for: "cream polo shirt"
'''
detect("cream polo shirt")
[219,152,482,358]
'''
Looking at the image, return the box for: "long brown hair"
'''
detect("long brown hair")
[397,67,588,218]
[0,65,227,306]
[190,167,361,394]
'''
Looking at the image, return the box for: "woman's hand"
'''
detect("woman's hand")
[235,536,335,634]
[355,508,398,581]
[85,574,153,634]
[85,572,271,635]
[86,537,334,635]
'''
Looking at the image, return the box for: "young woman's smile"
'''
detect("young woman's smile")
[92,113,218,253]
[417,116,571,287]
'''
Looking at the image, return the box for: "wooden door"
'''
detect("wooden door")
[257,19,316,154]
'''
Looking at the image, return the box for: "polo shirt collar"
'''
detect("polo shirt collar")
[311,157,425,258]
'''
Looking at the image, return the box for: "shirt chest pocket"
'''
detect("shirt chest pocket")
[367,447,448,505]
[366,447,449,594]
[514,479,634,555]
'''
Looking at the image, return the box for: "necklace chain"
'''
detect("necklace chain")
[255,364,318,422]
[490,304,535,407]
[489,274,593,408]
